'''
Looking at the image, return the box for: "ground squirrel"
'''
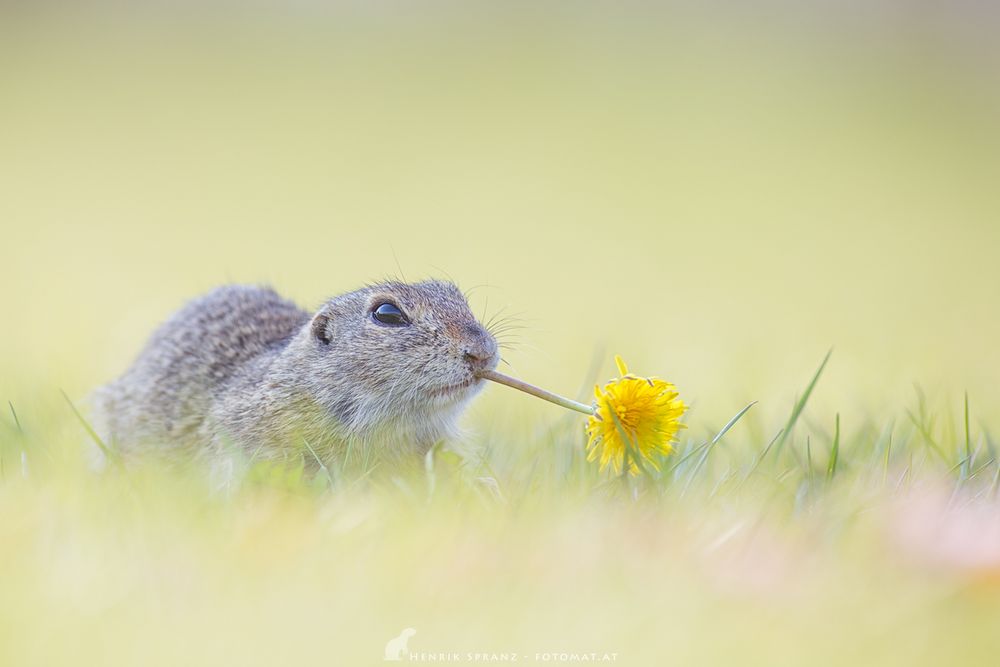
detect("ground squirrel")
[92,281,499,468]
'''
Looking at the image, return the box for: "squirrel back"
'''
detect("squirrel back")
[92,285,308,458]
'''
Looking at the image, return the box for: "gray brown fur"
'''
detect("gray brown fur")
[91,281,498,467]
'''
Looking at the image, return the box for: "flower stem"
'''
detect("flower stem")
[477,370,594,416]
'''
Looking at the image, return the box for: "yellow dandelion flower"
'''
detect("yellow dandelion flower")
[475,357,685,475]
[585,356,687,475]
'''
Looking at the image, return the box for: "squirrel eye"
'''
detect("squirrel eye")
[372,302,408,326]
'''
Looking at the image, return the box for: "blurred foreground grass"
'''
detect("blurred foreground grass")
[3,354,1000,666]
[3,3,1000,666]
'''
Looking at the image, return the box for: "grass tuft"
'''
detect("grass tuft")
[771,348,832,460]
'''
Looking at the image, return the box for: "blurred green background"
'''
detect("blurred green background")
[3,3,999,432]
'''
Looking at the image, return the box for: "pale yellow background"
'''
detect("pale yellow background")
[3,3,999,438]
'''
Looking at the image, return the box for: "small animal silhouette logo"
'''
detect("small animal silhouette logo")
[384,628,416,661]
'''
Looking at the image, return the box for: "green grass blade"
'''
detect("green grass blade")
[741,428,785,486]
[682,401,757,495]
[882,432,893,486]
[905,408,948,464]
[60,390,121,467]
[302,438,334,489]
[827,413,840,481]
[666,441,710,474]
[806,436,813,484]
[8,401,23,433]
[772,349,832,459]
[963,392,972,478]
[969,457,995,480]
[712,401,759,448]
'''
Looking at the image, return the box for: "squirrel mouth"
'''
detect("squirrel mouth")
[429,377,479,399]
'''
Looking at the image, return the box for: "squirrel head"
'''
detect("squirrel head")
[296,280,499,446]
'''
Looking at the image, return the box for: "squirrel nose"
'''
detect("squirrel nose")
[462,327,498,373]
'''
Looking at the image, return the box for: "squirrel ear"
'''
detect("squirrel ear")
[311,312,332,345]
